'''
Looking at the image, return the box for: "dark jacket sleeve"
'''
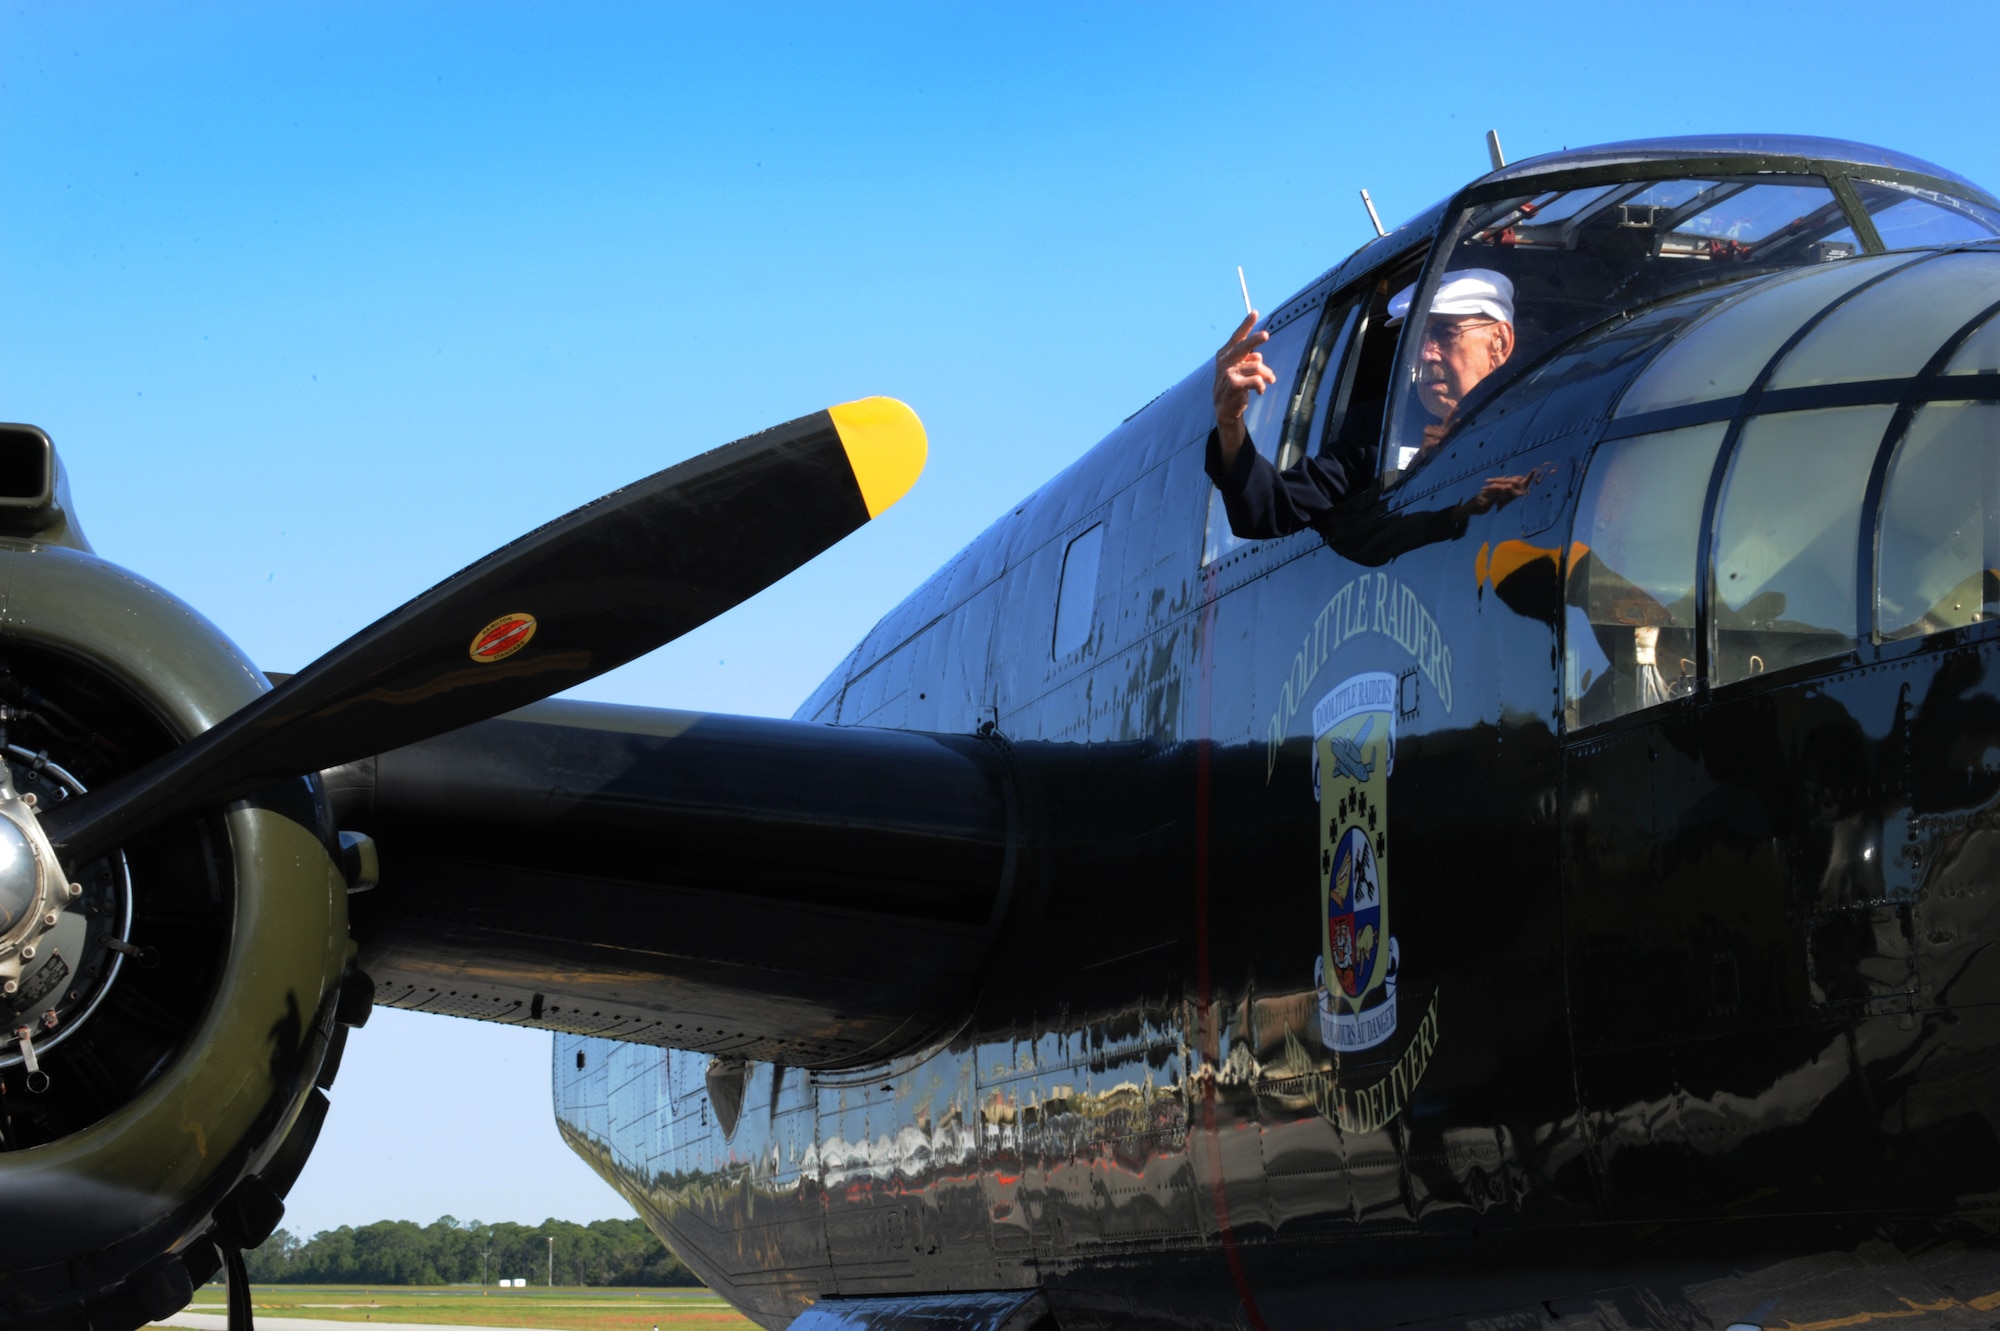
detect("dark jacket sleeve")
[1326,503,1468,566]
[1203,427,1470,566]
[1203,428,1358,539]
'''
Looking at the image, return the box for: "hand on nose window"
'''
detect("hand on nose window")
[1454,472,1536,520]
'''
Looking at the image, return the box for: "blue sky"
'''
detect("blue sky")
[4,2,1998,1239]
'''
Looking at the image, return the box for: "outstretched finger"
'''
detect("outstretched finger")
[1218,313,1268,363]
[1224,330,1271,367]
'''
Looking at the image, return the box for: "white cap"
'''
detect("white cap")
[1386,268,1515,326]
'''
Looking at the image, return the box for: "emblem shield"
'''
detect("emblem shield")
[1313,672,1398,1052]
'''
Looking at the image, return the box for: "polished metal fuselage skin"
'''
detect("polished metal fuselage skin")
[553,231,2000,1330]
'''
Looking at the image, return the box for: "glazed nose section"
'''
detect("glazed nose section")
[1617,248,2000,423]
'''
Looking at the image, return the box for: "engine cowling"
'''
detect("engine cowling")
[0,397,936,1325]
[0,539,350,1331]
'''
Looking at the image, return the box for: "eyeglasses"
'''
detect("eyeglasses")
[1420,319,1499,349]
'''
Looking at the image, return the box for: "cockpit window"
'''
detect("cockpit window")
[1855,179,2000,250]
[1511,183,1618,230]
[1651,181,1849,251]
[1384,175,1857,483]
[1201,255,1424,567]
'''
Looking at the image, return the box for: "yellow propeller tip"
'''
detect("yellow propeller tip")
[829,397,927,519]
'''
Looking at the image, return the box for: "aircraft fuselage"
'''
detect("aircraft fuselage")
[552,173,2000,1327]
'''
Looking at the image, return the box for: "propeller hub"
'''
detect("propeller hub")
[0,814,38,934]
[0,798,51,950]
[0,751,136,1079]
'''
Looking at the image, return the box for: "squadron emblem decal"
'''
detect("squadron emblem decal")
[1312,672,1399,1053]
[469,612,538,663]
[1264,667,1441,1136]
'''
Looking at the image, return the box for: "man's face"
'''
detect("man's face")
[1416,315,1514,421]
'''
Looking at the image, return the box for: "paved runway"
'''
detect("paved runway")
[156,1309,739,1331]
[154,1284,732,1331]
[156,1318,528,1331]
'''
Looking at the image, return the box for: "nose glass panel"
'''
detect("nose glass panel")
[1877,401,2000,640]
[1942,310,2000,377]
[1712,406,1895,685]
[1766,252,2000,389]
[1564,422,1726,729]
[1616,255,1919,418]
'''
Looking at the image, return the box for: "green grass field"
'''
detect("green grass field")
[164,1284,760,1331]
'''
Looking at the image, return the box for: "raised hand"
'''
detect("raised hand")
[1212,311,1276,467]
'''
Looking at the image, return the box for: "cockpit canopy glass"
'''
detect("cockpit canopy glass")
[1855,179,2000,250]
[1386,174,1864,478]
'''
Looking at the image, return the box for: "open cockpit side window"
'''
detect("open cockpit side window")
[1236,304,1320,467]
[1199,254,1425,566]
[1321,259,1423,479]
[1201,297,1321,566]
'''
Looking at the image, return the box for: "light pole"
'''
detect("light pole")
[480,1247,489,1291]
[546,1235,553,1288]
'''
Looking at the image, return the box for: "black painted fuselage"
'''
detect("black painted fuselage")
[522,140,2000,1331]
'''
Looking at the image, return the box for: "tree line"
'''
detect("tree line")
[241,1216,701,1286]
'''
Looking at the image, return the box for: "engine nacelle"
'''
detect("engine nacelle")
[0,538,350,1331]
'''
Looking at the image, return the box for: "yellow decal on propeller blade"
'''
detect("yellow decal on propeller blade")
[828,397,927,519]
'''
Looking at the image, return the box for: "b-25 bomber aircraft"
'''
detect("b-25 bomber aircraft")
[5,133,2000,1331]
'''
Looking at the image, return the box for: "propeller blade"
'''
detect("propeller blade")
[42,398,925,868]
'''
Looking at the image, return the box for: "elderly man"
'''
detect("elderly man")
[1393,268,1517,464]
[1205,267,1527,547]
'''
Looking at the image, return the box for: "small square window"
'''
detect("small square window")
[1053,524,1104,658]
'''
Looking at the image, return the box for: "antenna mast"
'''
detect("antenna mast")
[1358,189,1386,238]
